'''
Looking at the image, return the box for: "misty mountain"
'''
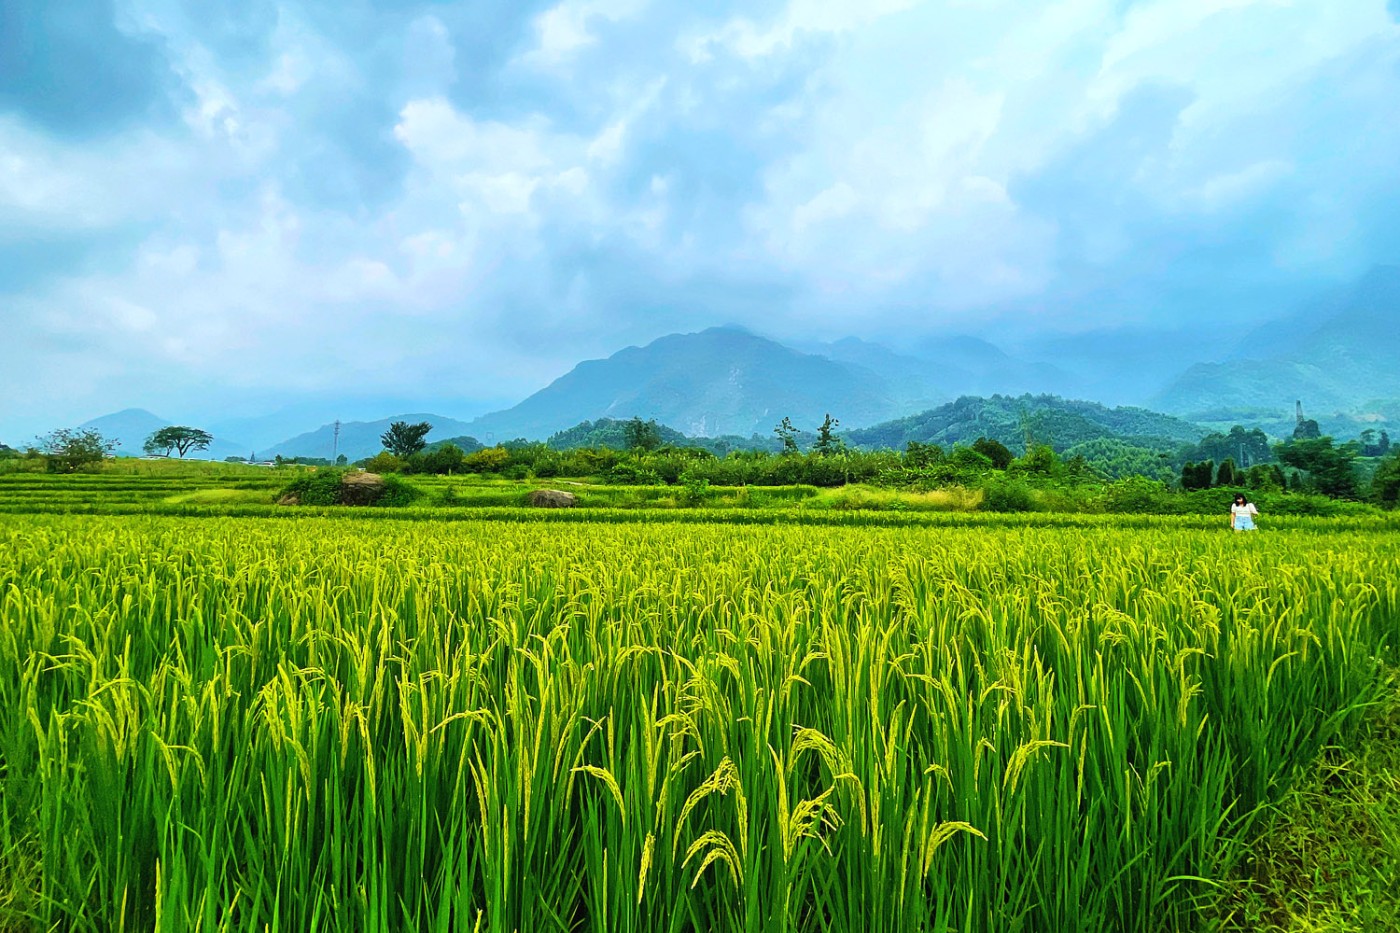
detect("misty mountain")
[846,395,1204,453]
[265,414,480,461]
[78,409,249,460]
[1154,266,1400,420]
[909,336,1079,397]
[1004,328,1219,406]
[462,327,909,441]
[805,338,949,411]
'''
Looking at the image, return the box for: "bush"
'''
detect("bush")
[375,475,421,507]
[279,470,422,507]
[679,474,713,506]
[604,462,661,485]
[981,478,1037,512]
[280,470,344,506]
[1103,477,1170,514]
[463,448,511,474]
[362,452,406,474]
[408,444,467,475]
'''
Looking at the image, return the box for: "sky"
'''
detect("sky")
[3,0,1400,440]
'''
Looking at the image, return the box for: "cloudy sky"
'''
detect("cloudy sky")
[3,0,1399,440]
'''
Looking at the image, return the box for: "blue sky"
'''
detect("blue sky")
[3,0,1399,439]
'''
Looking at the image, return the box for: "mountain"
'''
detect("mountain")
[264,413,480,461]
[1154,266,1400,421]
[78,409,249,460]
[909,335,1080,397]
[806,338,949,411]
[846,395,1204,453]
[462,327,908,440]
[1004,327,1218,406]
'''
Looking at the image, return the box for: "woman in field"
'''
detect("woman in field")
[1230,492,1259,531]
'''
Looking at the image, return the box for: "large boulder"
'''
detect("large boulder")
[528,489,578,508]
[339,471,384,506]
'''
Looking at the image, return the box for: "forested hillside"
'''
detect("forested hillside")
[846,395,1204,452]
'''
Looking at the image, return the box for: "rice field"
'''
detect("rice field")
[1,514,1396,932]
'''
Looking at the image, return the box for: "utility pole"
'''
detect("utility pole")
[332,420,341,462]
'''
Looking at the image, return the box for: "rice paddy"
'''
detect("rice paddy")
[1,506,1396,932]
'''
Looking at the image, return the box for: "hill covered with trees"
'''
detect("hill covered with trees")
[846,395,1204,453]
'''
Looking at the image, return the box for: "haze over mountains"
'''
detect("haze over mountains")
[52,266,1398,462]
[1154,266,1400,419]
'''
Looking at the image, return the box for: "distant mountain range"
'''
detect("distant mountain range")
[267,413,480,462]
[1153,266,1400,420]
[55,266,1396,459]
[78,409,250,461]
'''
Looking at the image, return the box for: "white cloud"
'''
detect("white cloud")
[521,0,649,67]
[5,0,1400,435]
[1188,159,1294,211]
[685,0,917,62]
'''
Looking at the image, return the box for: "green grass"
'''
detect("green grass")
[1214,671,1400,932]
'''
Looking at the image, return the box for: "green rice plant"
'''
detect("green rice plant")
[0,516,1395,931]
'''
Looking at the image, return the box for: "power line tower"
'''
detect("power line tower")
[332,420,341,462]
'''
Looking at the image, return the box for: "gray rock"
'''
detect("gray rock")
[528,489,578,508]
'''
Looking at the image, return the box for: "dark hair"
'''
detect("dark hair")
[1233,492,1249,504]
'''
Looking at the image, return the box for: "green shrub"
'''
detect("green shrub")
[1103,477,1171,514]
[280,470,345,506]
[279,470,422,507]
[981,478,1037,512]
[604,462,661,485]
[362,452,406,474]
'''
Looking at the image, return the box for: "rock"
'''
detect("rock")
[528,489,578,508]
[277,494,300,506]
[339,471,385,506]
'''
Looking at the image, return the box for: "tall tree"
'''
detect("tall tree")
[623,417,662,452]
[144,426,214,458]
[773,417,799,455]
[971,436,1014,469]
[1276,437,1359,498]
[813,414,843,457]
[1371,450,1400,508]
[1215,457,1238,487]
[381,421,432,457]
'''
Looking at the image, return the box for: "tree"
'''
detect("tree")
[904,441,944,469]
[1371,450,1400,509]
[1276,437,1359,498]
[1180,460,1214,491]
[381,421,432,457]
[36,428,118,473]
[1008,444,1059,476]
[623,417,662,452]
[1293,418,1321,440]
[773,417,799,455]
[1360,429,1391,458]
[1195,426,1272,467]
[971,437,1014,469]
[1215,457,1238,488]
[463,447,510,473]
[813,414,843,457]
[1245,463,1286,492]
[144,426,213,458]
